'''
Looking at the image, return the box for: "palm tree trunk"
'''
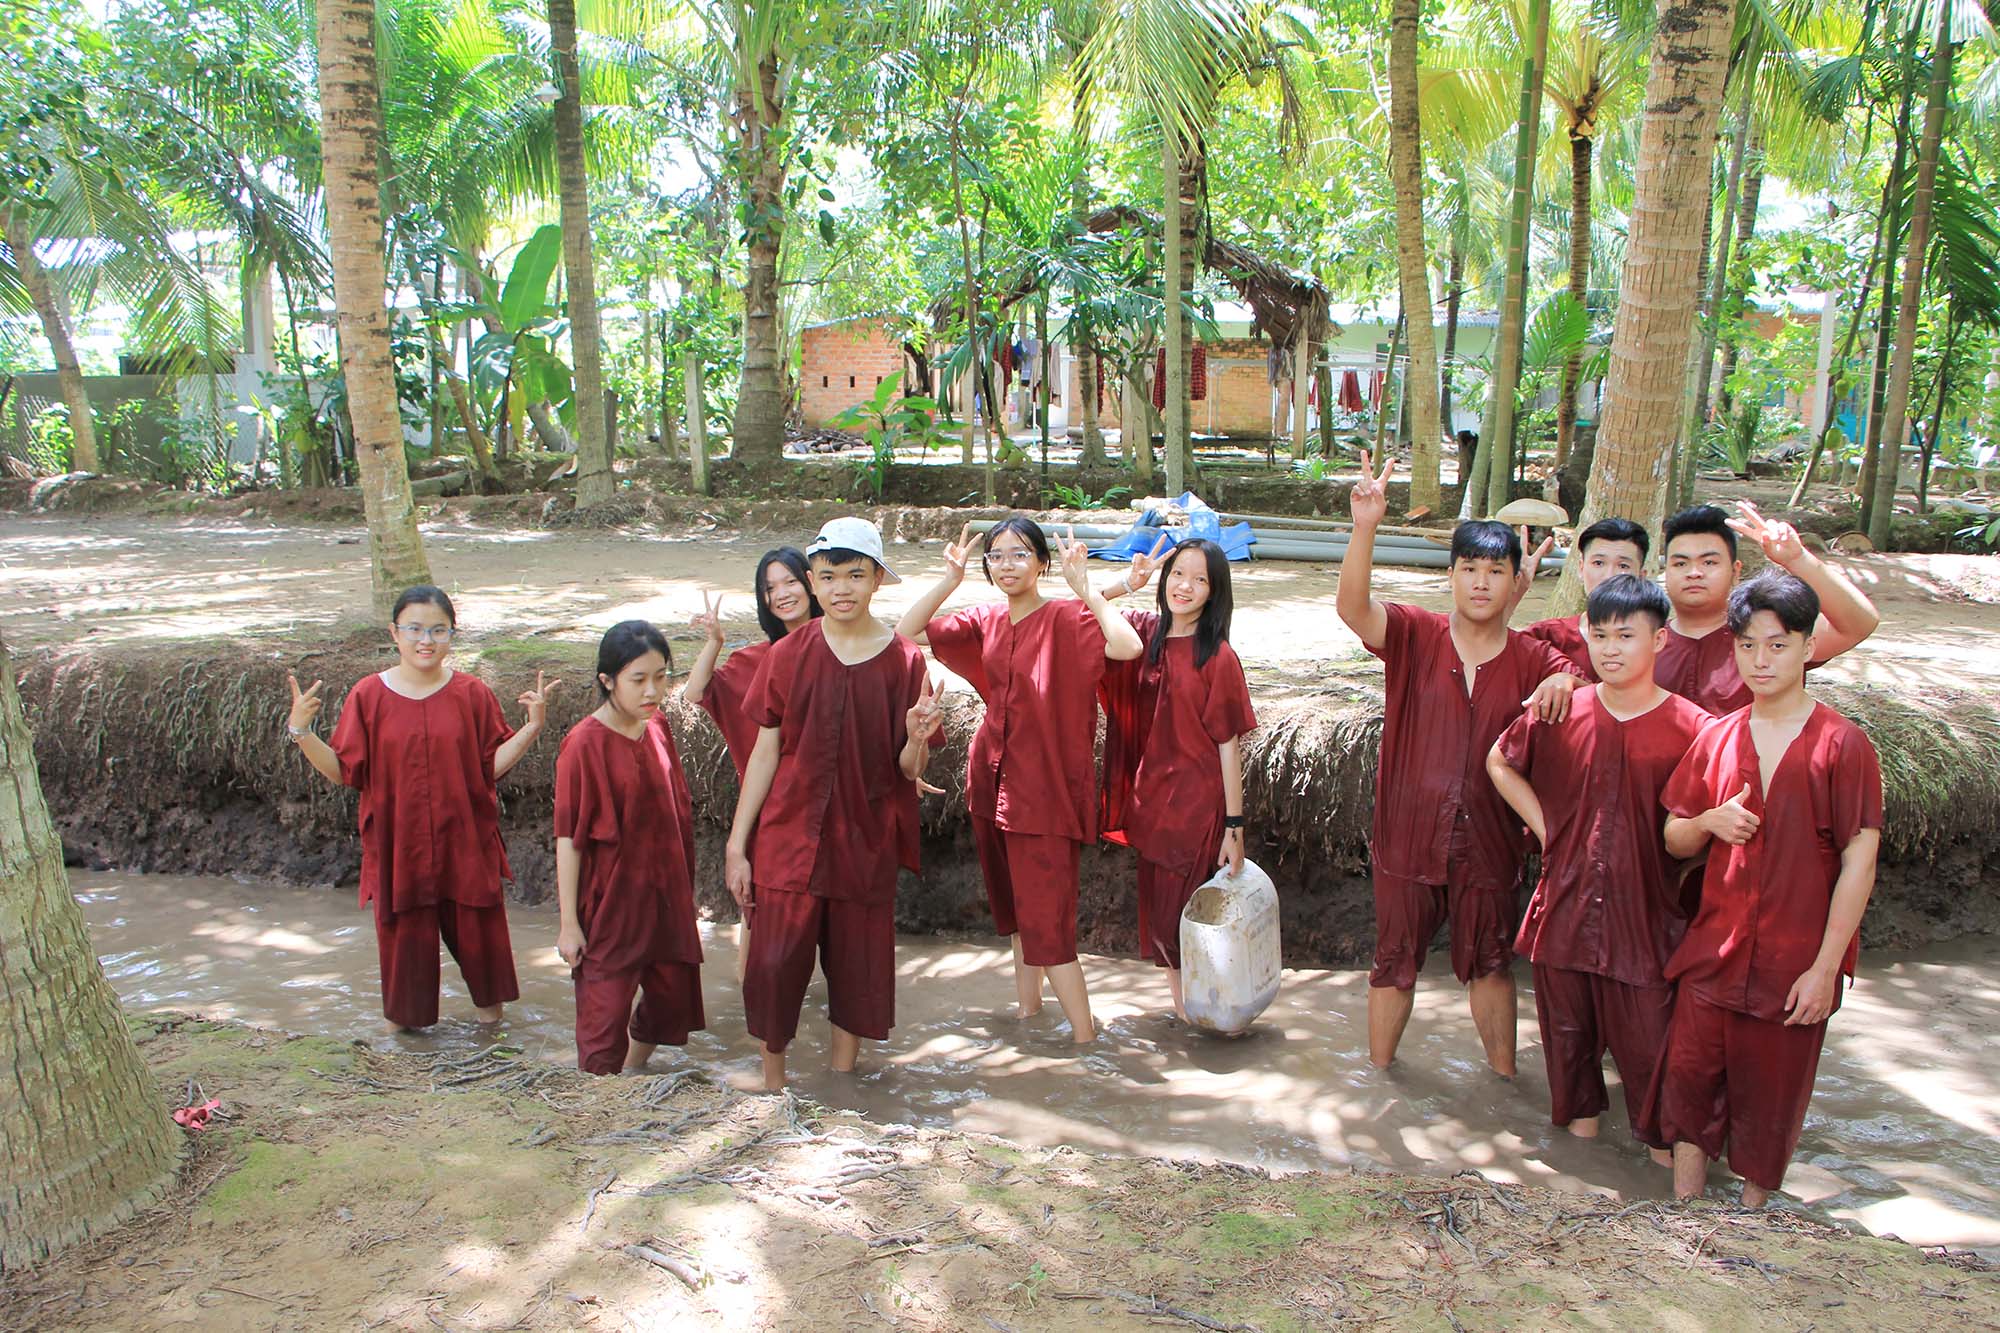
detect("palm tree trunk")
[1389,0,1442,511]
[1441,241,1465,479]
[1692,38,1760,435]
[1554,124,1594,472]
[947,110,981,469]
[1070,88,1106,467]
[1713,134,1764,418]
[1916,314,1959,511]
[1669,186,1714,512]
[2,209,100,473]
[0,631,180,1268]
[732,52,787,463]
[1163,131,1188,495]
[315,0,431,614]
[684,343,709,495]
[1556,0,1738,616]
[1869,0,1955,550]
[1470,0,1551,518]
[549,0,613,505]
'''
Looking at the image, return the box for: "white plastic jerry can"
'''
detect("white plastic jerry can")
[1179,858,1282,1035]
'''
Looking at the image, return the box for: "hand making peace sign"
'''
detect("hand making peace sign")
[1727,500,1806,568]
[517,670,561,729]
[942,522,975,589]
[286,673,324,732]
[906,673,942,739]
[693,591,724,648]
[1123,531,1174,596]
[1056,524,1095,598]
[1349,448,1396,529]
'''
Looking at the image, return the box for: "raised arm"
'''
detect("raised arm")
[1336,449,1394,650]
[1058,525,1144,661]
[1783,827,1880,1026]
[724,726,781,909]
[284,673,343,785]
[901,673,940,781]
[1504,526,1556,623]
[896,522,975,643]
[1098,531,1173,602]
[495,671,558,777]
[680,592,726,705]
[1485,739,1547,847]
[1729,501,1879,659]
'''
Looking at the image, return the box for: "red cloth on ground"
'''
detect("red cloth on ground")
[573,962,704,1074]
[1655,622,1830,716]
[331,671,515,912]
[1137,855,1212,970]
[1497,687,1710,987]
[1338,370,1365,413]
[1531,962,1673,1146]
[742,884,895,1051]
[1098,612,1258,876]
[697,639,775,780]
[1370,860,1516,989]
[1366,603,1572,893]
[1662,702,1883,1022]
[745,621,932,904]
[372,894,519,1030]
[553,713,703,976]
[1655,986,1825,1192]
[973,817,1083,966]
[928,598,1107,842]
[1522,615,1599,683]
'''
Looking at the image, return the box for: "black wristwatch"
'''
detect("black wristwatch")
[1223,814,1246,830]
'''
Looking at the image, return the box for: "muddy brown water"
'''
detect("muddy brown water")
[75,869,2000,1254]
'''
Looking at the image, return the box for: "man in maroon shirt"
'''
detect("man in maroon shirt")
[1656,503,1879,715]
[1338,450,1579,1076]
[1659,570,1883,1206]
[1488,575,1708,1156]
[725,518,942,1092]
[1512,517,1649,680]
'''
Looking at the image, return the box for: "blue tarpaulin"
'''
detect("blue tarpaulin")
[1090,492,1257,562]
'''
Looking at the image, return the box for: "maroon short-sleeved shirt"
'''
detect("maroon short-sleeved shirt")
[1099,611,1259,875]
[1367,603,1572,891]
[554,713,703,973]
[1662,702,1884,1021]
[697,638,775,780]
[928,598,1107,841]
[747,621,933,905]
[1656,622,1830,716]
[1498,686,1711,986]
[1523,614,1599,682]
[330,671,514,913]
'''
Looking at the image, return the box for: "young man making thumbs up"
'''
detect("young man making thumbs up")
[726,518,943,1091]
[1657,570,1883,1206]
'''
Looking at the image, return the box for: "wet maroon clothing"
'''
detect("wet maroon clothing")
[1498,687,1711,987]
[331,672,515,912]
[1656,987,1826,1191]
[972,818,1082,966]
[747,621,932,904]
[372,895,518,1030]
[1099,612,1258,876]
[928,598,1107,842]
[697,639,776,779]
[1532,962,1672,1145]
[1370,861,1516,988]
[1662,702,1883,1022]
[1137,856,1212,971]
[1655,622,1830,716]
[1366,603,1572,892]
[1523,614,1598,682]
[743,886,895,1050]
[554,713,703,975]
[573,962,703,1074]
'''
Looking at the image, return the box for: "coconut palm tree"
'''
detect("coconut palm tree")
[548,0,615,505]
[1388,0,1444,511]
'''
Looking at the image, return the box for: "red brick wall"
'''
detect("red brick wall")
[1061,337,1289,439]
[799,318,911,427]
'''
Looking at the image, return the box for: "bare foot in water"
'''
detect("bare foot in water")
[473,1003,504,1025]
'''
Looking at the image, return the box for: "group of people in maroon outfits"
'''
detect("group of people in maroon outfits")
[285,476,1882,1207]
[1341,455,1884,1205]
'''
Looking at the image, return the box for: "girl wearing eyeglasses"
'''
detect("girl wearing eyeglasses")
[283,585,558,1032]
[897,516,1145,1045]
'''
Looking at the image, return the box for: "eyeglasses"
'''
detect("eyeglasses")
[395,623,455,643]
[986,551,1038,569]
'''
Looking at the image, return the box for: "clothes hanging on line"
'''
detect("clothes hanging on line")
[1338,370,1365,413]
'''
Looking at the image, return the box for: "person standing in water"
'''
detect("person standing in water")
[898,516,1145,1044]
[554,621,705,1075]
[1659,570,1882,1207]
[726,518,940,1091]
[1098,535,1258,1021]
[285,586,556,1031]
[683,547,823,980]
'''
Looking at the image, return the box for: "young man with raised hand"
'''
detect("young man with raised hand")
[725,517,942,1092]
[1337,449,1580,1076]
[1657,569,1883,1206]
[1657,502,1879,715]
[1488,575,1709,1157]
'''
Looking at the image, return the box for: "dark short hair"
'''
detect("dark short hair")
[1727,569,1819,636]
[391,585,456,626]
[1663,504,1736,559]
[753,547,822,642]
[595,619,672,699]
[808,547,880,574]
[981,514,1051,584]
[1149,538,1234,668]
[1586,573,1671,629]
[1577,517,1650,563]
[1450,519,1522,572]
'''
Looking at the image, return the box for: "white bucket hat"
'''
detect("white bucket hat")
[804,516,901,584]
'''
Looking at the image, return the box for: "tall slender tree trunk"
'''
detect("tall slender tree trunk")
[1556,0,1738,615]
[1441,242,1465,479]
[315,0,431,613]
[1554,121,1595,472]
[947,111,982,469]
[1388,0,1441,510]
[1857,243,1900,516]
[1713,133,1765,418]
[731,49,787,462]
[1692,38,1760,435]
[1669,183,1715,512]
[1162,131,1188,496]
[1,629,181,1268]
[2,210,100,473]
[549,0,613,505]
[403,256,496,483]
[683,344,709,495]
[1789,207,1884,508]
[1870,0,1955,549]
[1468,0,1551,516]
[1070,84,1106,466]
[1916,316,1957,511]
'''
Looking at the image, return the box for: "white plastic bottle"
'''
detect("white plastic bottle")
[1179,858,1281,1035]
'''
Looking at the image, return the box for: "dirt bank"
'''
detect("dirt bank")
[23,636,2000,968]
[2,1016,1990,1332]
